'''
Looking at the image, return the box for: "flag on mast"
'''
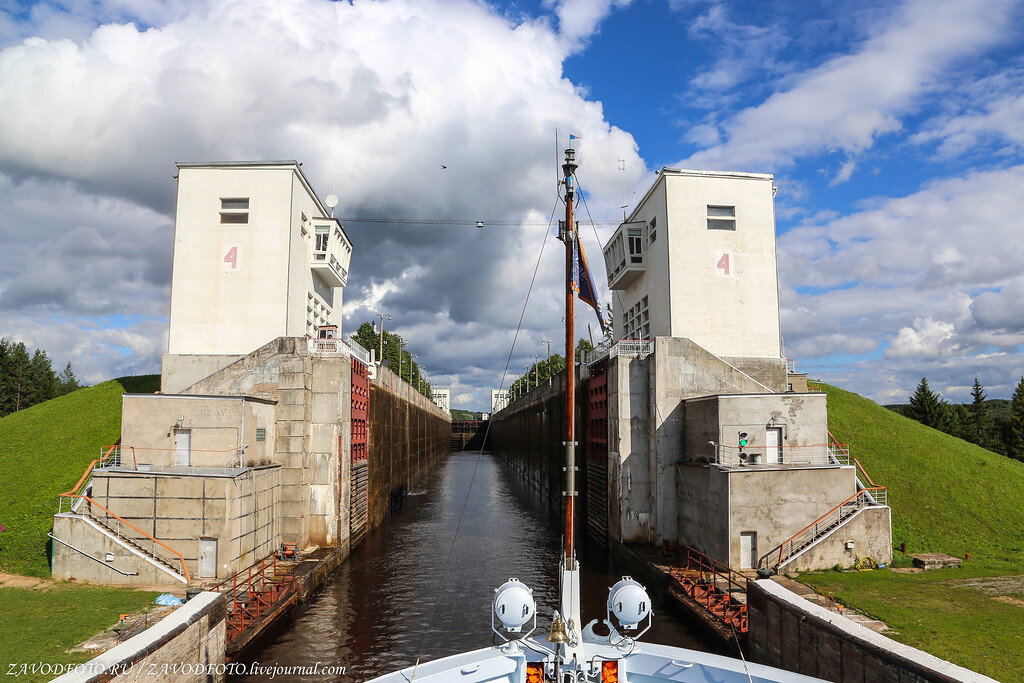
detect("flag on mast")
[573,232,605,332]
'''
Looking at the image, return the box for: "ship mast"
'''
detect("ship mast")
[561,146,578,565]
[552,146,584,663]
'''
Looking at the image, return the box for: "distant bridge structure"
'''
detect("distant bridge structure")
[451,420,488,451]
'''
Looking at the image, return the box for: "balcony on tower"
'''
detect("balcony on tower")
[309,218,352,287]
[603,221,646,290]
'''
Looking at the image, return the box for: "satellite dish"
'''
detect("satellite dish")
[325,194,339,208]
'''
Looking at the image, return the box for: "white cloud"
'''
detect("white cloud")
[0,0,645,407]
[778,164,1024,399]
[684,0,1018,171]
[543,0,634,49]
[885,318,958,359]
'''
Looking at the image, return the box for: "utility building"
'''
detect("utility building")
[492,166,891,575]
[602,169,781,372]
[164,161,353,393]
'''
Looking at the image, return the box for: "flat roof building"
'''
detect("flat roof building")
[163,161,353,391]
[602,168,781,361]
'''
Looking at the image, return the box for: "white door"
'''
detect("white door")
[740,532,757,570]
[765,428,781,464]
[198,538,217,578]
[173,429,191,467]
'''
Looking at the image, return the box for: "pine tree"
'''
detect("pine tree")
[969,378,993,448]
[1006,377,1024,462]
[905,378,949,429]
[58,362,81,395]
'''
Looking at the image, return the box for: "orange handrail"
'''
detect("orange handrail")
[59,493,191,583]
[852,457,877,486]
[776,486,887,568]
[828,429,881,486]
[62,441,120,497]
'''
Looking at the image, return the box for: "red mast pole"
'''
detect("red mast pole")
[562,147,578,563]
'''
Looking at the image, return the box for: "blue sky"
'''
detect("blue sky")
[1,0,1023,408]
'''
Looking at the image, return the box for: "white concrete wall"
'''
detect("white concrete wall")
[604,169,782,360]
[167,163,351,358]
[664,171,780,359]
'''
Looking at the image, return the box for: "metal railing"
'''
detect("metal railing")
[306,336,371,365]
[670,546,748,633]
[58,494,191,582]
[711,443,850,468]
[768,486,889,569]
[94,445,247,474]
[610,339,653,359]
[213,551,296,644]
[785,358,797,373]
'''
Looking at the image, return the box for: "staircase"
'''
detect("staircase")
[670,547,748,636]
[56,442,192,583]
[764,487,888,571]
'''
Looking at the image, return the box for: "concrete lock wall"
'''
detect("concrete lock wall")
[367,364,451,528]
[88,466,281,580]
[747,579,992,683]
[608,355,652,543]
[53,592,228,683]
[487,367,588,520]
[674,465,731,562]
[181,337,351,549]
[121,395,277,468]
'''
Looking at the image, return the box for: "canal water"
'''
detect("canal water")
[233,451,722,681]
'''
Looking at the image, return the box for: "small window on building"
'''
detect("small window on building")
[627,228,643,263]
[315,227,329,252]
[649,217,656,243]
[256,428,266,442]
[220,198,249,224]
[707,205,735,230]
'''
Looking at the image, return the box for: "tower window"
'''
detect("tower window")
[627,229,643,263]
[220,198,249,224]
[649,217,656,243]
[707,205,735,230]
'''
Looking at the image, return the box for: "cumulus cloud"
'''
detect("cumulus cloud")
[971,276,1024,333]
[0,0,645,408]
[779,165,1024,400]
[683,0,1018,171]
[543,0,634,49]
[885,318,958,359]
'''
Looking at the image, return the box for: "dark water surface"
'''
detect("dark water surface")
[232,452,721,681]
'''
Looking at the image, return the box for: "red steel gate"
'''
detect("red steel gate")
[586,359,608,544]
[350,357,369,546]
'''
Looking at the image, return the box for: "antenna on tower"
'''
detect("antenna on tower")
[618,158,628,220]
[325,187,339,218]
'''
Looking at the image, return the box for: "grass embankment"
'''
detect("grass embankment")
[0,375,159,578]
[0,376,162,677]
[802,382,1024,680]
[0,583,158,681]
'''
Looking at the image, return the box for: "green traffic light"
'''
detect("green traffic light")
[738,432,748,447]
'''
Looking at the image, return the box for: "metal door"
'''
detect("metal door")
[198,538,217,578]
[740,532,757,570]
[173,429,191,466]
[765,428,782,464]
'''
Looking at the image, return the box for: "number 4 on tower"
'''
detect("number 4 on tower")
[717,254,730,275]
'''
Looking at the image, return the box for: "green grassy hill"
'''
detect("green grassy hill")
[815,381,1024,571]
[0,376,159,577]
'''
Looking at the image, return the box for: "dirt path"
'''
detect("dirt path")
[0,571,53,589]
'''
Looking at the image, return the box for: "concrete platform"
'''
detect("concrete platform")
[911,553,964,570]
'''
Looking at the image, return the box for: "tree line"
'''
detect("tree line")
[350,322,432,397]
[507,338,594,400]
[0,338,81,417]
[895,377,1024,461]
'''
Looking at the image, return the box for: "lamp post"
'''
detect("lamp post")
[376,312,391,364]
[542,339,553,386]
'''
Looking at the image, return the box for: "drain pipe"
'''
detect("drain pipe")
[47,534,139,576]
